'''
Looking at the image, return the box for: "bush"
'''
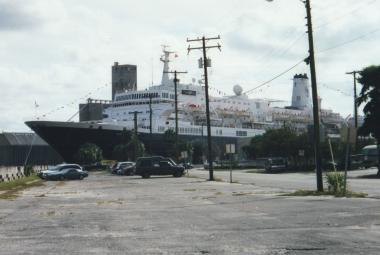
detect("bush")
[24,165,34,177]
[76,143,103,165]
[326,172,345,194]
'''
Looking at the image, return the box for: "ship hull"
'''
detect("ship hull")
[25,121,242,162]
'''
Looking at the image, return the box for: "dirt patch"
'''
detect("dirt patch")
[0,176,44,200]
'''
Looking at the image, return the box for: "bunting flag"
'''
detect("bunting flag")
[36,83,110,120]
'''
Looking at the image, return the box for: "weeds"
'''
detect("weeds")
[281,189,367,198]
[325,172,345,194]
[0,175,43,199]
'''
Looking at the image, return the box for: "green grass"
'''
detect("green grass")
[0,175,44,199]
[280,189,367,198]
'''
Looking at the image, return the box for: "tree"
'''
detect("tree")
[192,141,204,164]
[357,65,380,176]
[76,143,103,165]
[243,127,316,170]
[126,134,145,161]
[112,144,129,161]
[112,129,132,161]
[162,129,177,158]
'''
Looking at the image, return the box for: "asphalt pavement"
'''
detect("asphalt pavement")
[0,169,379,254]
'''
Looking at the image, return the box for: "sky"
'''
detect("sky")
[1,0,379,132]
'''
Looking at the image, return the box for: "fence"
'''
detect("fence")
[0,165,48,182]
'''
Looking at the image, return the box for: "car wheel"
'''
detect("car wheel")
[173,171,182,177]
[59,176,64,181]
[79,175,84,180]
[142,173,150,178]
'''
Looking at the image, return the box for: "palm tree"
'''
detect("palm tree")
[357,65,380,176]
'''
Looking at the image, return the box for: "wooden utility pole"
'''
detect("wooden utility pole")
[129,111,142,160]
[129,111,142,136]
[149,94,153,155]
[346,70,359,151]
[164,70,187,156]
[187,35,221,181]
[304,0,323,192]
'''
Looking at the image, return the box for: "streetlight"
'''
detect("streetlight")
[267,0,323,191]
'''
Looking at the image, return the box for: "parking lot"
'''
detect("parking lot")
[0,169,379,254]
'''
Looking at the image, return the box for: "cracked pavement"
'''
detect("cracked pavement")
[0,169,379,254]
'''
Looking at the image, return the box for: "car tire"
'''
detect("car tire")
[142,173,150,179]
[173,171,182,177]
[79,175,84,180]
[59,176,64,181]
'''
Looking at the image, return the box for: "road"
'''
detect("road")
[0,170,379,254]
[191,167,380,198]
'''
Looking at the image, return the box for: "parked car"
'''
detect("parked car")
[116,162,136,176]
[135,156,184,178]
[264,157,288,172]
[83,162,109,171]
[43,168,88,181]
[111,161,134,174]
[361,145,379,168]
[180,162,193,169]
[38,163,82,179]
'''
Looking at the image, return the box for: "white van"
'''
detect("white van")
[361,145,379,168]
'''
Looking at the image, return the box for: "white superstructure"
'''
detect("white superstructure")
[100,48,343,138]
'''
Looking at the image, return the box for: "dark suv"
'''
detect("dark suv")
[135,156,185,178]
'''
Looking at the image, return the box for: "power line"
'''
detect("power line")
[244,58,305,95]
[320,83,353,97]
[253,32,306,77]
[319,27,380,53]
[241,28,377,98]
[314,0,378,30]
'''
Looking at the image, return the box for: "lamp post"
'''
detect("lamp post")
[268,0,323,191]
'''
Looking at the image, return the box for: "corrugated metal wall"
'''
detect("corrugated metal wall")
[0,133,63,166]
[0,145,63,166]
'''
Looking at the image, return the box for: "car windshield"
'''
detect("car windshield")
[160,161,173,167]
[362,148,378,156]
[47,164,65,171]
[167,158,177,166]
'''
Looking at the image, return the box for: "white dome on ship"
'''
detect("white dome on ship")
[233,84,243,96]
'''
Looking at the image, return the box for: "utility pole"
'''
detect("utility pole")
[164,70,187,158]
[346,70,359,151]
[267,0,322,190]
[304,0,323,192]
[129,111,142,160]
[149,93,153,155]
[187,35,221,181]
[129,111,142,136]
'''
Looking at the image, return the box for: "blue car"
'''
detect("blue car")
[38,164,87,181]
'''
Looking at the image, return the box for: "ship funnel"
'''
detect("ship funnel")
[291,74,312,110]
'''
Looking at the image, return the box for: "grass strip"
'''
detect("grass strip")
[280,189,367,198]
[0,175,44,199]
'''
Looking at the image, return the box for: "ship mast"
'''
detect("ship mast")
[160,45,175,86]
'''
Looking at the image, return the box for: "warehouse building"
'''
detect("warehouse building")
[0,132,62,166]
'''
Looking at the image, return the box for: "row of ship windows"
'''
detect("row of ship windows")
[156,126,247,136]
[214,100,250,105]
[214,101,262,109]
[116,92,175,102]
[113,100,170,107]
[116,92,160,101]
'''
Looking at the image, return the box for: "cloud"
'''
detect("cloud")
[0,0,379,132]
[0,1,41,30]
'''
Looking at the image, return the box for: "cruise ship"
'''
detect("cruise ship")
[26,48,343,161]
